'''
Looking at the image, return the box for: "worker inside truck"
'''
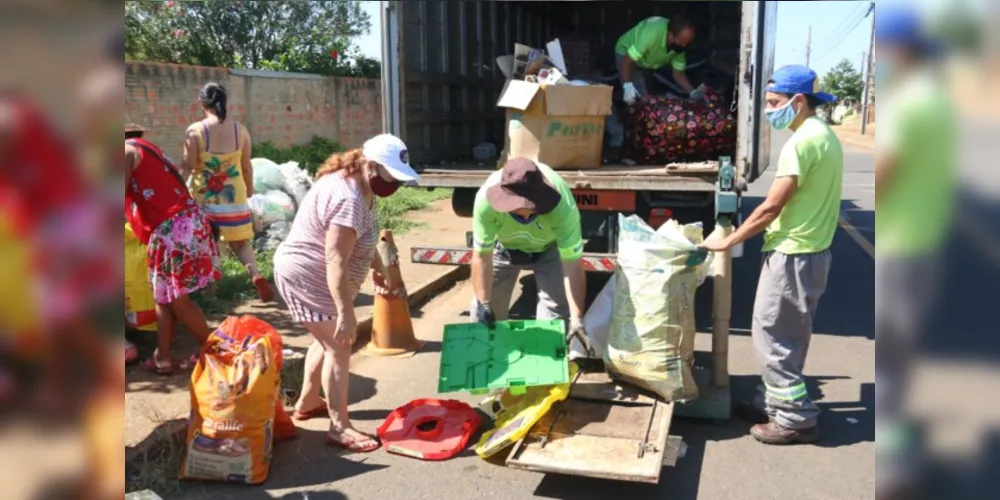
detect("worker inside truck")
[607,14,710,152]
[469,158,590,353]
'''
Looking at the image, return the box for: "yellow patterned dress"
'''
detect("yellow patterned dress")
[189,121,254,242]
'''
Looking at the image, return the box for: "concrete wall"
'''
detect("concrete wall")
[125,62,382,161]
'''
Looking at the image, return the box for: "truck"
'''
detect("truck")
[380,0,777,270]
[378,0,778,485]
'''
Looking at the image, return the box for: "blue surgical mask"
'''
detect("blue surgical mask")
[511,213,538,225]
[765,97,799,130]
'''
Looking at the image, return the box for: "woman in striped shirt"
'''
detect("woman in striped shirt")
[273,134,419,452]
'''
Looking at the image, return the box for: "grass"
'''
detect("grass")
[196,186,453,309]
[377,187,453,233]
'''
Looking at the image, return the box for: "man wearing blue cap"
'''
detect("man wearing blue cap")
[702,65,842,445]
[873,7,954,499]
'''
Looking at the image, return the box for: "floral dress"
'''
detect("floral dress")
[188,122,255,242]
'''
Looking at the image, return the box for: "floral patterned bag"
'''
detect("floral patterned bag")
[623,89,737,165]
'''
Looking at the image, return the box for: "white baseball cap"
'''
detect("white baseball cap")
[362,134,419,182]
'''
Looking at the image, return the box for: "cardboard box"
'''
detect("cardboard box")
[497,80,612,170]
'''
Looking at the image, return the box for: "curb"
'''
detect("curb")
[125,265,471,483]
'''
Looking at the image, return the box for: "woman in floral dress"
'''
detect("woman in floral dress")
[126,123,220,374]
[182,82,273,302]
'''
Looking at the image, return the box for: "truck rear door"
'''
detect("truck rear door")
[739,1,779,183]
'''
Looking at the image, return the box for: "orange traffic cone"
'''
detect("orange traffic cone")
[363,230,424,357]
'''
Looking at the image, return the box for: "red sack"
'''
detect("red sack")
[624,88,737,165]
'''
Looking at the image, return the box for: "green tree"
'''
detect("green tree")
[125,0,380,78]
[821,59,864,105]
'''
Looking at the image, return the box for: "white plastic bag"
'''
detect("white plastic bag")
[604,215,713,402]
[570,275,616,360]
[249,190,296,228]
[251,158,286,193]
[277,161,312,207]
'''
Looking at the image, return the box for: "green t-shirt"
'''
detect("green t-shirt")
[615,17,687,71]
[473,163,583,260]
[763,116,844,255]
[876,72,956,258]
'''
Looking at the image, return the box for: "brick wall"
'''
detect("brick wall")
[125,62,383,161]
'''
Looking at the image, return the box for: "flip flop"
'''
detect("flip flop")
[253,276,275,303]
[292,402,328,421]
[140,355,198,376]
[141,358,174,376]
[325,432,380,453]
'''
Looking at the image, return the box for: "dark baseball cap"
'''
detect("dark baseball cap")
[485,158,561,214]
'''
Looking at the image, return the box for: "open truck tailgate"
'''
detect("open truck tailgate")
[505,372,681,484]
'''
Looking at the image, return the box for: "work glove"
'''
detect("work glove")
[622,81,640,105]
[476,301,496,329]
[689,84,708,103]
[567,317,594,358]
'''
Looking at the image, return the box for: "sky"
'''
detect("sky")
[355,0,986,78]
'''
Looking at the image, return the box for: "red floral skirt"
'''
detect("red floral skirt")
[147,208,221,304]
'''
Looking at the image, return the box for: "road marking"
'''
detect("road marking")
[839,212,875,259]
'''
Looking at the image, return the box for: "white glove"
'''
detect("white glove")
[622,82,640,105]
[689,84,708,102]
[567,317,594,358]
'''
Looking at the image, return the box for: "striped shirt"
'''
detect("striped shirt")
[273,173,377,318]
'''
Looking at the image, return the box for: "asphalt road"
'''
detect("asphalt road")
[182,131,881,500]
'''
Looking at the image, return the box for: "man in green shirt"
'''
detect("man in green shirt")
[470,158,588,349]
[872,9,954,499]
[608,15,704,149]
[701,65,842,445]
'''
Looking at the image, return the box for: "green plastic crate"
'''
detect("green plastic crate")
[438,319,569,396]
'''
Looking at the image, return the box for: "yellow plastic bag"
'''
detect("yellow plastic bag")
[475,362,579,459]
[0,213,42,355]
[125,223,156,331]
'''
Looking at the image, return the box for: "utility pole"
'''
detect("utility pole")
[861,2,876,135]
[860,51,867,110]
[806,25,812,67]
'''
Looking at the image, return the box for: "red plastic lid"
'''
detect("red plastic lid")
[376,399,481,461]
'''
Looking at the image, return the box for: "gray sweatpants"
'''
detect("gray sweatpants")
[875,255,940,489]
[606,52,653,148]
[469,244,569,322]
[751,250,832,430]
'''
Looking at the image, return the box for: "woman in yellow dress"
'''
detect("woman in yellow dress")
[182,82,273,301]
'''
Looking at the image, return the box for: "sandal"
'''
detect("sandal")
[325,430,380,453]
[140,355,197,376]
[253,276,275,303]
[125,340,138,364]
[292,401,328,421]
[141,357,174,376]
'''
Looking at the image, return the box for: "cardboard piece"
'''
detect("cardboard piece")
[498,81,613,170]
[546,39,568,75]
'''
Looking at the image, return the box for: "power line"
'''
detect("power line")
[813,2,874,64]
[814,2,867,51]
[812,4,870,57]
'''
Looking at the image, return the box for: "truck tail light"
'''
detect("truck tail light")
[648,208,673,229]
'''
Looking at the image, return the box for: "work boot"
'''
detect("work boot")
[734,402,769,424]
[750,421,820,445]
